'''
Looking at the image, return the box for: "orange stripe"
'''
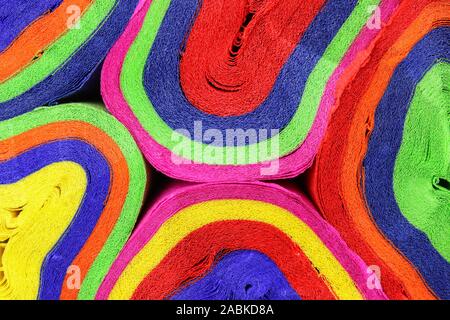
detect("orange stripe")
[341,2,446,299]
[0,0,93,83]
[0,121,129,300]
[310,1,447,300]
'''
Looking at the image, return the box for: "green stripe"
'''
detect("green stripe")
[121,0,380,165]
[0,0,118,102]
[393,62,450,262]
[0,104,147,299]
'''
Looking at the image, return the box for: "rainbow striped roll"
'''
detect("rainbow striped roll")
[308,0,449,299]
[0,0,139,120]
[0,104,146,300]
[101,0,392,182]
[97,182,387,300]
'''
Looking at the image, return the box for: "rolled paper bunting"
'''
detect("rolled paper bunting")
[0,0,140,120]
[97,182,388,300]
[0,104,147,300]
[101,0,397,182]
[307,0,449,300]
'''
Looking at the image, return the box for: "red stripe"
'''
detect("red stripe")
[180,0,326,116]
[132,220,336,300]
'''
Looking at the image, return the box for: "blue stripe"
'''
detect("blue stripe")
[144,0,357,146]
[172,250,301,300]
[0,0,139,121]
[0,140,111,299]
[0,0,63,53]
[364,27,450,299]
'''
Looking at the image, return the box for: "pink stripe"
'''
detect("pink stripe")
[96,181,388,300]
[101,0,399,182]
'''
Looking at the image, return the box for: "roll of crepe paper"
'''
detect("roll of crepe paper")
[0,0,140,121]
[307,0,449,300]
[0,104,147,300]
[101,0,396,182]
[97,182,388,300]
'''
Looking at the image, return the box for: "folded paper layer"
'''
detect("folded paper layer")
[171,250,301,300]
[0,0,139,120]
[0,104,146,300]
[307,0,449,300]
[97,182,387,300]
[101,0,400,182]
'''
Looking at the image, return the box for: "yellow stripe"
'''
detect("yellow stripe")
[0,162,87,300]
[109,200,363,300]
